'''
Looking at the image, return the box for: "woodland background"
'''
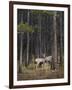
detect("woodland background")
[17,9,64,80]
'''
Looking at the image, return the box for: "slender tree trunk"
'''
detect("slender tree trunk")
[44,15,47,56]
[20,11,23,65]
[51,16,55,69]
[27,10,30,65]
[19,11,23,72]
[20,32,23,65]
[39,13,42,57]
[60,12,63,65]
[36,14,40,58]
[43,32,46,55]
[54,12,59,69]
[36,32,39,58]
[52,12,58,70]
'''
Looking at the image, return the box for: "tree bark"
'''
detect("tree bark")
[39,13,42,57]
[19,11,23,72]
[52,12,58,70]
[19,11,23,65]
[20,32,23,65]
[27,10,30,65]
[60,12,63,64]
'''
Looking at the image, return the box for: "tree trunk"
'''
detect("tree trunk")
[52,12,58,70]
[19,11,23,72]
[27,10,30,65]
[36,32,39,58]
[20,11,23,65]
[39,13,42,57]
[20,32,23,65]
[60,12,63,65]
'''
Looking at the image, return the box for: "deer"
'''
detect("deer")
[35,54,52,69]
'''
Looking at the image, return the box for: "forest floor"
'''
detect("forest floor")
[17,64,64,80]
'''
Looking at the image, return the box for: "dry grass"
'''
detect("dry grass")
[17,63,64,80]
